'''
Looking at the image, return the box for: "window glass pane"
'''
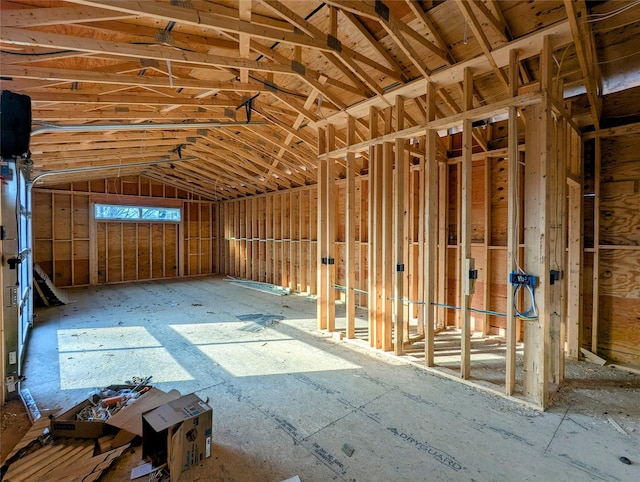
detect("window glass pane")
[141,207,181,221]
[95,204,181,222]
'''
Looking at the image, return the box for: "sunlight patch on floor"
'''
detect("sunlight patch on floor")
[57,327,193,389]
[171,323,361,377]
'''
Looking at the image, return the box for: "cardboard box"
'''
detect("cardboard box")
[49,399,117,438]
[49,385,154,439]
[142,393,213,482]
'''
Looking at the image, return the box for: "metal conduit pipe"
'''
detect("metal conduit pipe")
[29,156,198,184]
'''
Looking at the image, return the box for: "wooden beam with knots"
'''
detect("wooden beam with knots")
[404,0,454,64]
[184,143,281,189]
[202,134,303,187]
[453,0,510,89]
[564,0,602,129]
[340,10,408,82]
[324,0,435,78]
[0,5,135,27]
[248,41,350,109]
[63,0,328,50]
[259,0,387,97]
[238,0,251,84]
[0,27,293,75]
[189,144,285,191]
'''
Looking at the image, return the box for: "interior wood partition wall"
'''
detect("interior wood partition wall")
[33,176,218,287]
[584,129,640,367]
[314,38,586,409]
[220,185,319,296]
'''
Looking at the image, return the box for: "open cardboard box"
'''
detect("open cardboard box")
[142,394,213,482]
[49,399,118,438]
[49,386,176,440]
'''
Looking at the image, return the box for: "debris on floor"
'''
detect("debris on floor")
[237,313,285,332]
[2,437,129,482]
[19,388,40,423]
[226,276,291,296]
[608,417,629,436]
[341,443,355,457]
[33,263,69,307]
[49,378,153,439]
[2,378,213,482]
[130,461,156,479]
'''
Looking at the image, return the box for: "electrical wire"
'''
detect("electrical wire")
[585,0,640,22]
[597,50,640,65]
[248,74,308,100]
[0,49,73,56]
[513,146,525,275]
[592,18,640,33]
[552,113,561,272]
[553,45,571,87]
[509,123,538,320]
[430,302,507,318]
[513,284,538,320]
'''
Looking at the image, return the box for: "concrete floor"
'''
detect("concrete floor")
[22,276,639,481]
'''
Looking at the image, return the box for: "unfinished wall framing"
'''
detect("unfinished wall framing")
[33,176,218,286]
[308,38,587,409]
[219,186,318,293]
[4,0,640,411]
[584,129,640,367]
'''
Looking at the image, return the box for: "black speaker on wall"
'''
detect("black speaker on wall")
[1,90,32,158]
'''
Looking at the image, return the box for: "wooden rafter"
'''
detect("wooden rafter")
[1,65,272,92]
[453,0,510,89]
[63,0,330,50]
[248,41,350,109]
[404,0,453,63]
[222,129,310,179]
[31,137,194,154]
[0,26,291,75]
[185,143,281,188]
[340,10,408,81]
[194,141,281,187]
[202,134,299,187]
[252,105,317,149]
[179,149,273,191]
[238,0,252,84]
[144,169,235,198]
[25,92,238,107]
[324,0,433,78]
[259,0,386,97]
[564,0,602,129]
[0,6,135,27]
[467,0,509,41]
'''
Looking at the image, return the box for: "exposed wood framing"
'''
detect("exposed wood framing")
[459,68,473,379]
[506,49,519,395]
[7,0,640,410]
[424,83,438,367]
[591,136,601,354]
[346,116,356,339]
[563,0,602,129]
[317,127,328,330]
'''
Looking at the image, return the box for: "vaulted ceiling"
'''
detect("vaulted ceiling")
[1,0,639,200]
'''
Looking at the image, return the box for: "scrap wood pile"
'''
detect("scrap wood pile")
[1,437,130,482]
[0,376,184,482]
[0,410,131,482]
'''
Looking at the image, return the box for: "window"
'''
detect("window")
[94,204,181,222]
